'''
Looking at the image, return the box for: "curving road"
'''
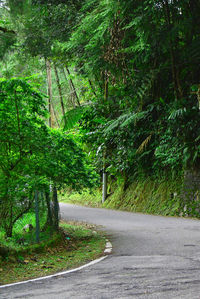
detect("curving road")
[2,203,200,298]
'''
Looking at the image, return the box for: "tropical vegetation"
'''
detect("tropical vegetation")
[0,0,200,252]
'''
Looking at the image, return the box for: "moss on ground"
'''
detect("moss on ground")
[103,178,183,216]
[61,178,184,217]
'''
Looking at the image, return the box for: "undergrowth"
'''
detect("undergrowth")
[104,178,183,216]
[60,189,102,207]
[61,177,185,217]
[0,221,106,285]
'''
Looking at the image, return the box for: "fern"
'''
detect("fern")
[136,72,156,104]
[103,113,130,134]
[104,110,149,134]
[168,108,186,120]
[120,111,148,127]
[63,106,88,130]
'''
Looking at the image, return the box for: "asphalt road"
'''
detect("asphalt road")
[2,203,200,299]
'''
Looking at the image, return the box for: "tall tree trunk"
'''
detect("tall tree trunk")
[52,185,59,231]
[51,100,60,128]
[162,0,183,100]
[46,59,53,127]
[65,66,80,106]
[35,191,40,243]
[5,205,13,238]
[102,168,107,203]
[53,64,66,119]
[45,192,53,229]
[104,72,108,103]
[102,72,108,203]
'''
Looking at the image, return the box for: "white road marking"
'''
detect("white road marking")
[0,241,112,289]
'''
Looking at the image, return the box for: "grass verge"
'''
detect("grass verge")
[0,221,106,286]
[60,189,102,208]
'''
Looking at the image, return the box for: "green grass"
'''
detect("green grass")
[0,211,49,250]
[0,221,106,285]
[60,178,184,217]
[60,189,102,208]
[103,178,183,216]
[0,228,54,252]
[13,211,47,234]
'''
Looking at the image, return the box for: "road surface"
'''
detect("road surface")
[1,203,200,298]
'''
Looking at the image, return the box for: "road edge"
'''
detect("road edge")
[0,240,112,289]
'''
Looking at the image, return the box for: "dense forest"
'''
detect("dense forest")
[0,0,200,243]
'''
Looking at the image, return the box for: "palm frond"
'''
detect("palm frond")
[104,111,149,134]
[168,108,186,120]
[120,111,148,127]
[104,113,131,134]
[104,110,149,134]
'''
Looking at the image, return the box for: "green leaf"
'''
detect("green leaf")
[63,106,88,130]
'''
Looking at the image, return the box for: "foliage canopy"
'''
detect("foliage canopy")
[0,0,200,236]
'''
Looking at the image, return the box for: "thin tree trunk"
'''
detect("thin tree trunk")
[62,68,76,108]
[51,100,60,128]
[45,192,53,229]
[65,66,81,106]
[52,186,59,231]
[6,205,13,238]
[46,59,53,127]
[162,0,183,100]
[88,79,97,96]
[102,72,109,203]
[35,191,40,243]
[53,64,66,119]
[95,74,103,93]
[104,77,108,102]
[102,169,107,203]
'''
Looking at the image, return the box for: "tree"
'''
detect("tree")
[0,5,16,59]
[60,0,200,191]
[0,77,48,236]
[1,0,200,211]
[0,78,97,237]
